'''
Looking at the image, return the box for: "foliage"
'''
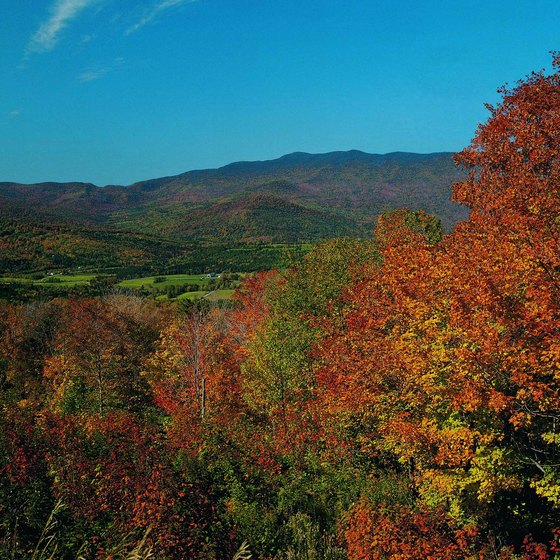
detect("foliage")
[3,57,560,559]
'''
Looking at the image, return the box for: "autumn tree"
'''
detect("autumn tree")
[145,302,248,452]
[317,55,560,556]
[44,295,162,415]
[0,300,63,404]
[446,55,560,522]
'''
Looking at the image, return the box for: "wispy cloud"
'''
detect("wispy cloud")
[126,0,198,35]
[28,0,98,53]
[77,67,109,82]
[77,56,125,82]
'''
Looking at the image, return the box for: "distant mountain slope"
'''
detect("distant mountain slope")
[0,219,185,273]
[175,193,362,242]
[0,150,468,246]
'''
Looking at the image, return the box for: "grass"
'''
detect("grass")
[167,289,235,302]
[0,277,30,283]
[0,273,219,289]
[37,275,96,285]
[119,274,214,289]
[0,272,239,301]
[205,289,236,301]
[0,274,96,286]
[175,290,209,301]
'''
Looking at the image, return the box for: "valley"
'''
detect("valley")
[0,150,467,281]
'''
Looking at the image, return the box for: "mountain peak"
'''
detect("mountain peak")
[0,150,467,243]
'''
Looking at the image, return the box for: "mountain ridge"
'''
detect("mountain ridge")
[0,150,468,263]
[1,150,455,190]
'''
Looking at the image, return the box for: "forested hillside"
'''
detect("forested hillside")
[0,151,468,275]
[0,152,466,265]
[2,59,560,560]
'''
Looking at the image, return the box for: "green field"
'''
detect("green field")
[167,289,236,302]
[0,274,97,286]
[40,274,97,285]
[204,289,236,301]
[0,272,239,302]
[174,290,209,301]
[0,277,30,284]
[119,274,214,289]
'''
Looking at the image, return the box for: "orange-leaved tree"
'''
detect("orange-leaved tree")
[318,56,560,558]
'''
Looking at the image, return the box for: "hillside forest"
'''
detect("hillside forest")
[0,150,466,281]
[2,57,560,559]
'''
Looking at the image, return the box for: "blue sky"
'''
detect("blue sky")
[1,0,559,185]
